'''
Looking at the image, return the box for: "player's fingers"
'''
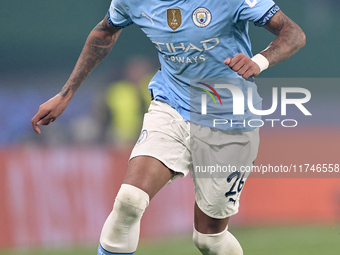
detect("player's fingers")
[32,123,41,134]
[38,114,56,126]
[228,53,246,68]
[242,68,255,80]
[224,58,231,65]
[31,111,45,134]
[242,60,261,79]
[237,64,250,77]
[31,109,53,134]
[31,116,42,134]
[232,59,247,73]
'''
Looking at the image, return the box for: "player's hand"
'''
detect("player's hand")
[31,94,71,134]
[224,53,261,79]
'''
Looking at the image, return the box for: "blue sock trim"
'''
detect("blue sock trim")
[98,244,135,255]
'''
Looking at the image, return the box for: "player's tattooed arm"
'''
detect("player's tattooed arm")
[31,15,121,134]
[60,15,121,97]
[261,10,306,67]
[224,10,305,79]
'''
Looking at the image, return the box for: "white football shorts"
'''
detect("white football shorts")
[130,100,260,219]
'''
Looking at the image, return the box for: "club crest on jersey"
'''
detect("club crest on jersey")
[192,7,211,27]
[136,129,148,146]
[167,8,182,31]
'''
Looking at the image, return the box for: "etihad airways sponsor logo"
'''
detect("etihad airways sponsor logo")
[152,37,219,53]
[162,54,206,64]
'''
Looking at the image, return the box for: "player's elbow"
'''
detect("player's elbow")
[297,28,306,50]
[292,24,306,51]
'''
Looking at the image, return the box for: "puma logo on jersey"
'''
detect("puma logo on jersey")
[142,12,155,25]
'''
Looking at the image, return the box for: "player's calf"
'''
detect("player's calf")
[193,226,243,255]
[98,184,149,255]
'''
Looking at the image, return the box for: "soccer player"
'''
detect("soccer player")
[31,0,305,254]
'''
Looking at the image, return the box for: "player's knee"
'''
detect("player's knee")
[106,184,150,227]
[193,227,243,255]
[99,184,149,254]
[114,183,150,218]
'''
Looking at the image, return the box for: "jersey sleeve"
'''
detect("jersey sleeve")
[107,0,133,29]
[229,0,280,27]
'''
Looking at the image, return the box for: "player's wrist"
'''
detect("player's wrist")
[251,54,269,73]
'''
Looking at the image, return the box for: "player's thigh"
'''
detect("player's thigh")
[123,155,174,200]
[191,126,260,222]
[126,100,191,200]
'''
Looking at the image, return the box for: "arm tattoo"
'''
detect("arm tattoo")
[60,87,71,97]
[60,20,120,97]
[261,12,306,67]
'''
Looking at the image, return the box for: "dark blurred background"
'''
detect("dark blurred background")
[1,0,340,145]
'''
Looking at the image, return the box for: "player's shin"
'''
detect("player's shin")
[193,226,243,255]
[98,184,149,255]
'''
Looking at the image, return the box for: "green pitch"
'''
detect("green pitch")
[1,225,339,255]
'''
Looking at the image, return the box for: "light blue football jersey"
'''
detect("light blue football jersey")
[107,0,280,131]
